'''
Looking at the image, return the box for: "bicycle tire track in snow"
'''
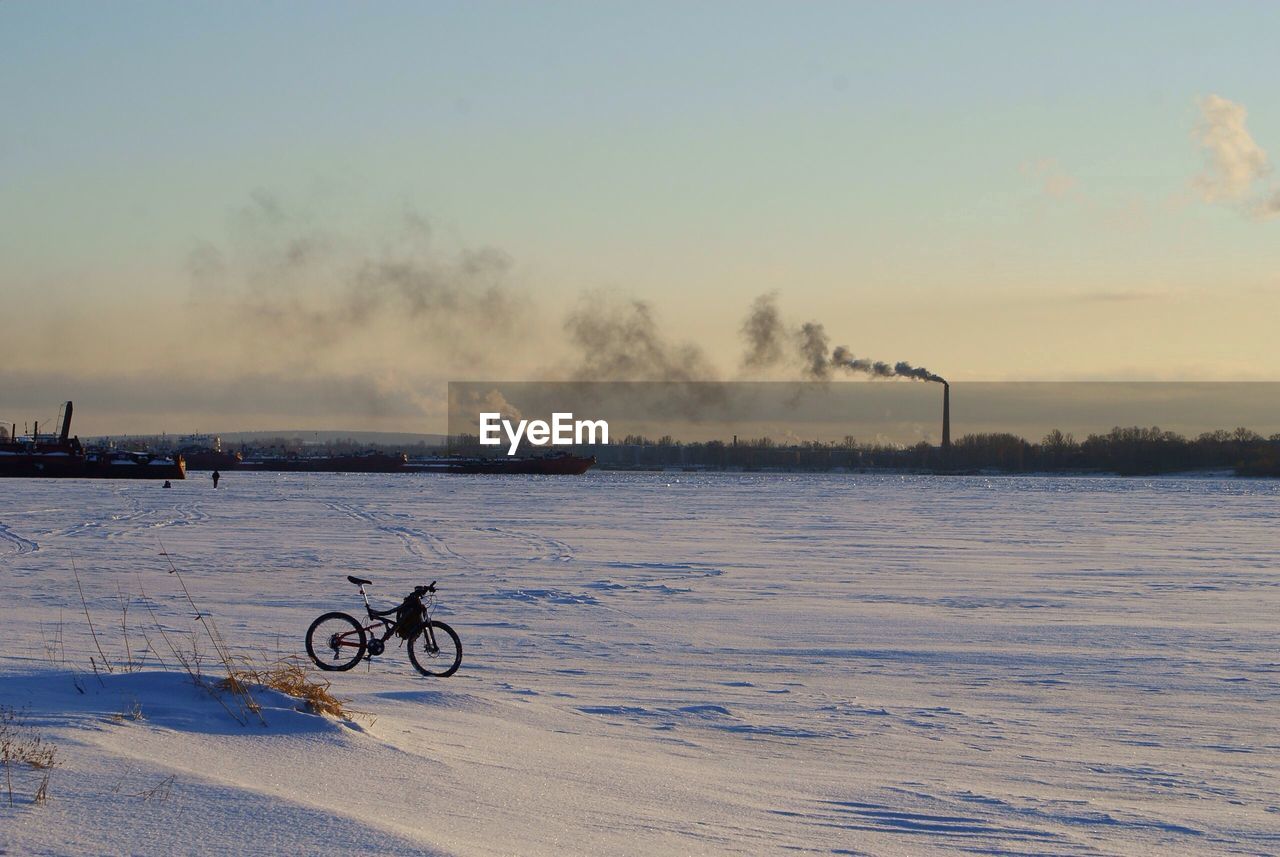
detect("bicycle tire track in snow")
[0,519,39,555]
[324,500,462,562]
[474,525,573,563]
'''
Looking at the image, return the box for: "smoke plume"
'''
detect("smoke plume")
[797,322,831,380]
[0,367,436,433]
[831,346,870,373]
[564,295,713,382]
[742,295,946,385]
[738,293,840,381]
[192,192,526,369]
[740,293,787,369]
[891,360,946,384]
[830,348,946,384]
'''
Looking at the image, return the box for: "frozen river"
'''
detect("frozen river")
[2,472,1278,855]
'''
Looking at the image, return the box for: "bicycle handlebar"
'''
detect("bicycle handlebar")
[413,581,437,598]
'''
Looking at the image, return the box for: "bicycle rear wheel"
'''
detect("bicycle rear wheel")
[305,612,367,671]
[407,621,461,677]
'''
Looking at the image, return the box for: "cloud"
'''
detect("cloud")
[1021,158,1077,199]
[1060,290,1161,305]
[1252,188,1280,220]
[1192,95,1272,207]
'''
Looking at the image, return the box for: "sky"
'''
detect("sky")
[2,1,1278,435]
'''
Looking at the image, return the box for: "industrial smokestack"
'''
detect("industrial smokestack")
[60,401,74,443]
[942,383,950,452]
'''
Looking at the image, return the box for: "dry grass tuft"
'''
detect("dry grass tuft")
[133,774,175,802]
[111,701,145,723]
[1,705,58,806]
[220,657,349,719]
[63,551,361,730]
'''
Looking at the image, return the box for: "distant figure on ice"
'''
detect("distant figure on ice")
[211,470,221,489]
[163,480,172,488]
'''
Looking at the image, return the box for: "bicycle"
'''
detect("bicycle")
[304,576,462,677]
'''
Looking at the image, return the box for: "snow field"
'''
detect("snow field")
[1,472,1278,855]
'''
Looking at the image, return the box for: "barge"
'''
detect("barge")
[406,451,596,475]
[0,402,185,480]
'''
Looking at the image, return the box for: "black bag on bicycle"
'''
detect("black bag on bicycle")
[395,593,426,639]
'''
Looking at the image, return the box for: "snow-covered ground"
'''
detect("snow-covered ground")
[1,472,1277,855]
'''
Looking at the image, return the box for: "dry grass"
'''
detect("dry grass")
[111,701,145,723]
[61,548,358,731]
[1,705,58,806]
[132,774,175,803]
[220,657,350,719]
[158,544,264,726]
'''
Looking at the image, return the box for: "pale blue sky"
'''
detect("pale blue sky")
[2,2,1278,430]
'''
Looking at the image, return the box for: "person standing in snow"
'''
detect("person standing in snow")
[212,470,221,489]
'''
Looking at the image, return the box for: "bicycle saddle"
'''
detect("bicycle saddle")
[347,575,372,586]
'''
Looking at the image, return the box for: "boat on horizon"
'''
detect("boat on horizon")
[0,402,186,480]
[237,449,596,475]
[177,434,243,471]
[238,451,410,473]
[405,451,596,475]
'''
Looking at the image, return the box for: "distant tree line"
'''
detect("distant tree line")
[945,426,1280,476]
[530,426,1280,476]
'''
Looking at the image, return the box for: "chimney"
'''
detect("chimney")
[942,383,950,452]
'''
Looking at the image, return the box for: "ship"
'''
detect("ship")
[176,435,243,471]
[405,451,596,475]
[81,448,189,480]
[238,450,595,475]
[0,402,186,480]
[238,451,409,473]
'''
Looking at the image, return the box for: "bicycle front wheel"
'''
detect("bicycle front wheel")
[305,612,367,671]
[407,621,461,677]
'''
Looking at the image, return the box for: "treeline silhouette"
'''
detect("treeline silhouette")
[564,426,1280,476]
[120,426,1280,477]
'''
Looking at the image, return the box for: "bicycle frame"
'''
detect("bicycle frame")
[331,582,440,652]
